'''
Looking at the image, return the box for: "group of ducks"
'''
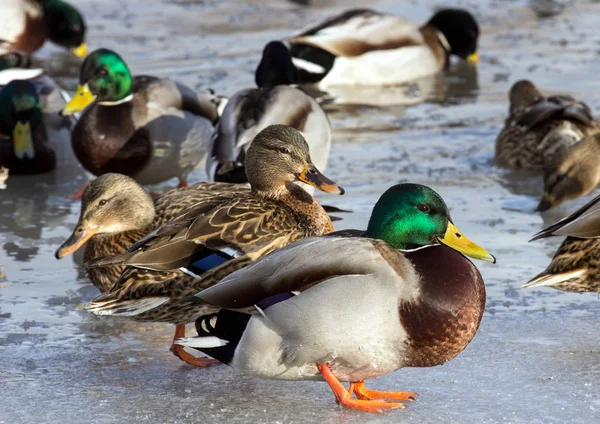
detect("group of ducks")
[1,0,599,414]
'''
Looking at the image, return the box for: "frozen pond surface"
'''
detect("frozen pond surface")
[1,0,600,422]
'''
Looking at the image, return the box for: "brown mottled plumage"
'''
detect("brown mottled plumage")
[495,80,596,170]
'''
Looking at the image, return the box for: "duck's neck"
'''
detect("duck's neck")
[254,183,334,235]
[419,26,449,67]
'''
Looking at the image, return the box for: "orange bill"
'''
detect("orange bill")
[296,162,344,195]
[55,220,98,259]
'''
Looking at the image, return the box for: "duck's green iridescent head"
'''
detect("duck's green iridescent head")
[41,0,87,58]
[0,80,42,160]
[366,183,495,262]
[61,49,133,115]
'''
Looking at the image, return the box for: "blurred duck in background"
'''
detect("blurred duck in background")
[61,48,223,194]
[286,8,479,88]
[207,41,331,192]
[0,0,87,58]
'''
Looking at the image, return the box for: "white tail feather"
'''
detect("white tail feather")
[523,269,587,288]
[85,297,170,316]
[176,336,228,348]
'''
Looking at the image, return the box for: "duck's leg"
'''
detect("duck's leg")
[67,180,92,200]
[350,381,418,402]
[317,363,405,413]
[177,176,188,188]
[170,324,221,367]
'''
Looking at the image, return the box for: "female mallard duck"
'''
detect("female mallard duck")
[207,41,331,188]
[58,125,344,366]
[0,0,87,58]
[286,8,479,88]
[61,48,222,188]
[177,183,495,413]
[495,80,596,170]
[0,79,55,173]
[536,132,600,211]
[526,193,600,292]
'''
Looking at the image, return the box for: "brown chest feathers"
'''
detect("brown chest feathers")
[399,246,486,368]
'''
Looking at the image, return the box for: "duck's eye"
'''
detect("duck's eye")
[97,68,109,78]
[278,147,291,155]
[417,204,430,213]
[98,199,107,207]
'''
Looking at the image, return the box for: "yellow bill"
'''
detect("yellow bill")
[467,52,479,63]
[70,43,88,59]
[13,121,34,160]
[438,222,496,263]
[62,83,96,115]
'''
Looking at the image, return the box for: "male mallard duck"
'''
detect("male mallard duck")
[526,193,600,292]
[177,183,495,413]
[536,133,600,211]
[495,80,596,170]
[60,125,344,366]
[207,41,331,187]
[0,79,55,173]
[61,48,221,188]
[0,0,87,58]
[287,8,479,88]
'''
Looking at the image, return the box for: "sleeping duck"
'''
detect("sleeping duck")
[496,80,596,170]
[61,48,222,188]
[58,125,343,367]
[207,41,331,187]
[177,183,495,412]
[287,8,479,87]
[0,79,55,174]
[526,194,600,293]
[536,132,600,211]
[0,0,87,58]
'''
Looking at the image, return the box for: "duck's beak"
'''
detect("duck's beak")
[70,43,87,59]
[61,83,96,115]
[13,121,34,159]
[296,162,345,195]
[438,222,496,263]
[467,52,479,63]
[55,219,98,259]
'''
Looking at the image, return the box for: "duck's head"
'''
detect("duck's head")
[255,41,298,88]
[508,80,543,111]
[537,137,600,212]
[0,80,43,161]
[427,9,479,63]
[42,0,87,58]
[366,184,495,262]
[55,173,155,259]
[244,124,344,196]
[61,48,132,115]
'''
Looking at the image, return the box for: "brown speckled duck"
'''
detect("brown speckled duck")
[526,193,600,293]
[177,183,495,413]
[495,80,596,170]
[78,125,344,367]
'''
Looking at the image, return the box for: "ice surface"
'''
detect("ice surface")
[1,0,599,423]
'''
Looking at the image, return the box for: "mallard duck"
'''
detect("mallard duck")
[0,79,55,174]
[495,80,596,170]
[61,48,221,187]
[207,41,331,188]
[286,8,479,88]
[0,166,8,189]
[526,193,600,292]
[0,0,87,58]
[536,132,600,211]
[61,125,344,367]
[177,183,495,413]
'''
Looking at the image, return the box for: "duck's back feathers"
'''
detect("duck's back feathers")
[208,86,330,182]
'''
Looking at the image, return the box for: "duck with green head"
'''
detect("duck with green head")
[0,0,87,58]
[0,79,55,174]
[177,183,495,413]
[62,48,222,188]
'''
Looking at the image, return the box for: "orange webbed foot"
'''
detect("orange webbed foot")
[317,363,413,413]
[350,381,418,402]
[170,324,221,368]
